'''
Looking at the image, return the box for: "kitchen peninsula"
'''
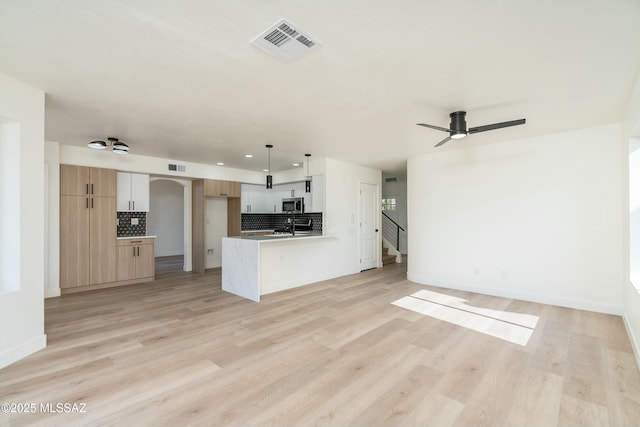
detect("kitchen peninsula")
[222,234,335,301]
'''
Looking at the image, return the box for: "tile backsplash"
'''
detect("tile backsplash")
[241,212,323,233]
[117,212,147,237]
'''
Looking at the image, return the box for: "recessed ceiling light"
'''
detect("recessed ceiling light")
[263,169,269,172]
[217,162,224,166]
[245,154,253,158]
[292,163,300,167]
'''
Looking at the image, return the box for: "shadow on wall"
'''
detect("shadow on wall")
[148,180,184,257]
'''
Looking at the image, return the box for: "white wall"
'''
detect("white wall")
[148,180,184,257]
[205,198,228,268]
[0,71,46,369]
[408,124,624,314]
[382,172,408,253]
[623,71,640,367]
[324,158,382,272]
[0,122,20,293]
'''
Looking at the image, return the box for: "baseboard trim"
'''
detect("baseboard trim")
[406,273,622,315]
[45,287,61,298]
[0,334,47,370]
[623,314,640,371]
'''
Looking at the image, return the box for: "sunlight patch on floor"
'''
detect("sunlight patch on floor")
[392,289,539,346]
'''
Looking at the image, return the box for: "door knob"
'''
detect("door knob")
[375,229,379,232]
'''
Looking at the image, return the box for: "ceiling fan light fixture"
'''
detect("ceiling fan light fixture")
[87,140,107,149]
[417,110,526,148]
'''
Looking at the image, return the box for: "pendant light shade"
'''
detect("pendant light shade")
[265,144,273,189]
[112,139,129,154]
[88,140,107,149]
[304,153,311,193]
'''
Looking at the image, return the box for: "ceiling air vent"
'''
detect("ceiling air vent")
[251,19,320,62]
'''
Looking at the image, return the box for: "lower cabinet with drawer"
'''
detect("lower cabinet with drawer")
[116,237,155,284]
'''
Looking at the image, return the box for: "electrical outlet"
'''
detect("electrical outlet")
[131,218,139,225]
[207,249,214,255]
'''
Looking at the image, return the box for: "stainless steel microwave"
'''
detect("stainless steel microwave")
[282,197,304,213]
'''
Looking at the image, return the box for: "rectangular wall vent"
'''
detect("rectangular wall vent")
[251,19,320,62]
[168,164,186,172]
[385,177,397,182]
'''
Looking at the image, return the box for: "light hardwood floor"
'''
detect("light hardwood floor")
[2,263,640,426]
[155,255,184,273]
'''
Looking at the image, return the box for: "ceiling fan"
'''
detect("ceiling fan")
[417,111,526,147]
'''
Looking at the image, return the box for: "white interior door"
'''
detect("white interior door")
[360,182,378,271]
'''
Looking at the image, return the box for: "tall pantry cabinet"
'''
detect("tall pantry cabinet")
[60,165,117,290]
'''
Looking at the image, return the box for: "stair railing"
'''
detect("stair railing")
[381,211,405,252]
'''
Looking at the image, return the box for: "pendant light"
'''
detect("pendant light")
[304,153,311,193]
[265,144,273,189]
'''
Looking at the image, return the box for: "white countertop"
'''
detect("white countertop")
[117,235,157,240]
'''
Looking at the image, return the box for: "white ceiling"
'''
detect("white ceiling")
[1,1,639,174]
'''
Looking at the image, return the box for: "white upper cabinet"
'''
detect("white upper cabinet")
[117,172,149,212]
[241,181,323,213]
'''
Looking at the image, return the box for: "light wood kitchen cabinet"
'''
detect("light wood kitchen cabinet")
[116,238,155,282]
[117,172,150,212]
[60,166,117,291]
[204,179,240,197]
[60,165,116,197]
[89,197,117,285]
[60,196,90,288]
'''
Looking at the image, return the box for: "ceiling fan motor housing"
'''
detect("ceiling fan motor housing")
[450,111,467,138]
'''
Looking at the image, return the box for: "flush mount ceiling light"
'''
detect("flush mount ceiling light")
[305,153,311,193]
[87,136,129,154]
[265,144,273,189]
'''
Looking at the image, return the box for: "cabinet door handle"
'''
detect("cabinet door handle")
[86,184,89,195]
[91,198,94,209]
[132,201,135,210]
[91,183,94,194]
[133,247,136,257]
[86,198,88,208]
[220,193,227,196]
[137,247,140,257]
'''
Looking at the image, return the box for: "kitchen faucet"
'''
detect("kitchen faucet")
[286,210,296,236]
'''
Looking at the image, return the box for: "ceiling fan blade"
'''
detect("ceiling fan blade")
[417,123,450,133]
[434,136,451,147]
[468,118,526,134]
